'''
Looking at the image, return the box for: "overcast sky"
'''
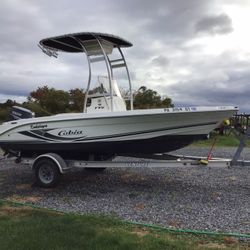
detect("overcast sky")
[1,0,250,111]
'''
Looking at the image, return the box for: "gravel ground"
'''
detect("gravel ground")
[0,146,249,235]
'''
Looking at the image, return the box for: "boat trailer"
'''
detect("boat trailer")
[0,126,249,188]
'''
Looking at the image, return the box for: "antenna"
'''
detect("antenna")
[37,44,58,58]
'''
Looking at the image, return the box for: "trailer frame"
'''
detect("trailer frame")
[1,127,250,188]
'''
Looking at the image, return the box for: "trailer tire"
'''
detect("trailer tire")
[34,158,61,188]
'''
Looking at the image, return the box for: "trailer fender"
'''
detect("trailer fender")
[32,153,67,174]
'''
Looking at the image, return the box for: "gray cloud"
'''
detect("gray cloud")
[151,56,170,67]
[165,65,250,112]
[154,48,250,111]
[111,0,215,44]
[0,0,249,112]
[195,13,233,35]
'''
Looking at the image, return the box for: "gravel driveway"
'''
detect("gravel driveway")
[0,146,249,234]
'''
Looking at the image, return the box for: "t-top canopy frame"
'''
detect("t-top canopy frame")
[40,32,132,53]
[39,32,133,112]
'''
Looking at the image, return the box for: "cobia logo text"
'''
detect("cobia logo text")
[58,129,84,137]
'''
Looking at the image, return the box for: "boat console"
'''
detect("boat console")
[39,32,133,113]
[86,77,126,112]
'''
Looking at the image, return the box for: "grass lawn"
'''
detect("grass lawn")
[192,132,250,147]
[0,200,247,250]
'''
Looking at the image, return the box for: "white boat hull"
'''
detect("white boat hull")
[0,106,237,158]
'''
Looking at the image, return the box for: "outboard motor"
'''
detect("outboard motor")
[8,106,35,121]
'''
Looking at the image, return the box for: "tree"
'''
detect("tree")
[0,109,9,122]
[0,100,18,122]
[22,102,51,117]
[28,86,70,114]
[161,96,174,108]
[0,99,16,109]
[69,88,85,112]
[133,86,174,109]
[1,85,174,119]
[28,86,49,104]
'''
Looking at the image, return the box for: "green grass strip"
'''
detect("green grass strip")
[125,221,250,239]
[1,198,249,239]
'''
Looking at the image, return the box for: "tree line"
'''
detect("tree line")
[0,85,174,121]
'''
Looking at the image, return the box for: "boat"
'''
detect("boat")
[0,32,238,159]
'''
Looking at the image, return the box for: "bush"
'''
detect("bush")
[0,108,9,122]
[22,103,51,117]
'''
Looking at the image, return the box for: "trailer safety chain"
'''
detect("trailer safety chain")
[199,135,219,165]
[0,198,249,239]
[206,137,218,161]
[205,119,232,162]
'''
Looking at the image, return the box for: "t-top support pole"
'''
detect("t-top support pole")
[94,36,114,112]
[70,36,92,113]
[118,47,133,110]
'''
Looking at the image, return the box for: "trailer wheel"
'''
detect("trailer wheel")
[34,158,61,188]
